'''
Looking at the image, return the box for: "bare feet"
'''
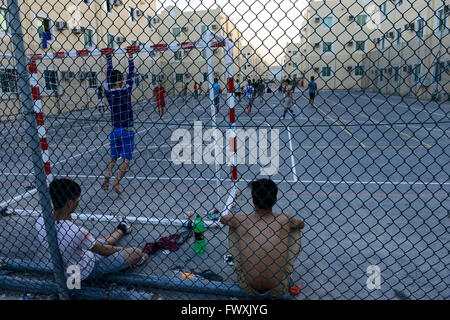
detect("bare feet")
[101,177,110,190]
[112,180,122,195]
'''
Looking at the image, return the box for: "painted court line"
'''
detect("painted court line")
[287,126,298,182]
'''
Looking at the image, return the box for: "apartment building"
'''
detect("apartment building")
[153,5,243,95]
[0,1,246,120]
[362,0,449,101]
[239,44,268,81]
[0,0,161,120]
[285,0,448,100]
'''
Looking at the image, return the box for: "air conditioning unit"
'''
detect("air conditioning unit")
[314,17,320,22]
[348,15,354,21]
[76,72,87,81]
[113,0,123,6]
[136,9,144,17]
[56,21,67,31]
[405,22,415,30]
[72,27,83,34]
[153,17,160,23]
[347,41,354,46]
[116,36,126,43]
[211,24,219,30]
[346,66,353,71]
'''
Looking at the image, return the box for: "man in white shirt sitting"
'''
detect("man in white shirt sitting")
[35,178,148,281]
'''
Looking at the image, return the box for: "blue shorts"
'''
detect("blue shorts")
[110,128,135,160]
[86,239,129,280]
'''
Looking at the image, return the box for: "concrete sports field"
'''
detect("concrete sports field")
[0,89,448,299]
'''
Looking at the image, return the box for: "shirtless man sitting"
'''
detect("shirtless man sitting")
[220,179,305,297]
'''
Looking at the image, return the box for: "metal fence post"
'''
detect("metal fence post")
[6,0,70,300]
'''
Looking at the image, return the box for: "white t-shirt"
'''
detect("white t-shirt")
[35,217,97,280]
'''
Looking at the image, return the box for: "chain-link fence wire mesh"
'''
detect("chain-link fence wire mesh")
[0,0,448,300]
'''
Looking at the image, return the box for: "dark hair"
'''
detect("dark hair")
[214,78,218,83]
[310,76,315,81]
[285,79,291,84]
[49,178,81,210]
[110,70,124,85]
[249,179,278,210]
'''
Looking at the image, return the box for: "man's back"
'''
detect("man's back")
[233,211,294,290]
[308,81,317,93]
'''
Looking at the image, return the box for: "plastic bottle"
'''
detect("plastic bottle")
[193,214,206,254]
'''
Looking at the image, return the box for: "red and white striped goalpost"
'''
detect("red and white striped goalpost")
[4,34,237,228]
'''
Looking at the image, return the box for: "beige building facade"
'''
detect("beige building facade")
[0,1,246,120]
[284,0,449,100]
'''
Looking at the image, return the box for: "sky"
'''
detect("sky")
[156,0,309,66]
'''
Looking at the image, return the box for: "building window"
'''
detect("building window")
[356,15,367,27]
[380,2,387,19]
[37,17,52,40]
[416,18,425,39]
[134,72,142,87]
[172,26,181,38]
[175,73,184,83]
[437,8,447,33]
[321,66,332,77]
[322,42,333,53]
[152,74,158,86]
[44,70,58,91]
[380,36,386,50]
[355,65,365,76]
[174,51,182,61]
[130,8,136,23]
[200,25,207,35]
[106,34,115,48]
[0,8,8,34]
[323,16,333,29]
[0,68,18,93]
[356,40,366,51]
[434,61,444,83]
[84,29,95,48]
[147,16,154,30]
[395,27,402,45]
[103,0,113,13]
[393,66,400,82]
[413,64,421,83]
[87,72,97,89]
[378,69,384,82]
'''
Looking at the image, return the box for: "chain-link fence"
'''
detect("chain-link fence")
[0,0,448,300]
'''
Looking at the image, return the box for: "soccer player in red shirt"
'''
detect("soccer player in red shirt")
[154,81,166,117]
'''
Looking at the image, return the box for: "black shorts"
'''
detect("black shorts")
[309,92,316,100]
